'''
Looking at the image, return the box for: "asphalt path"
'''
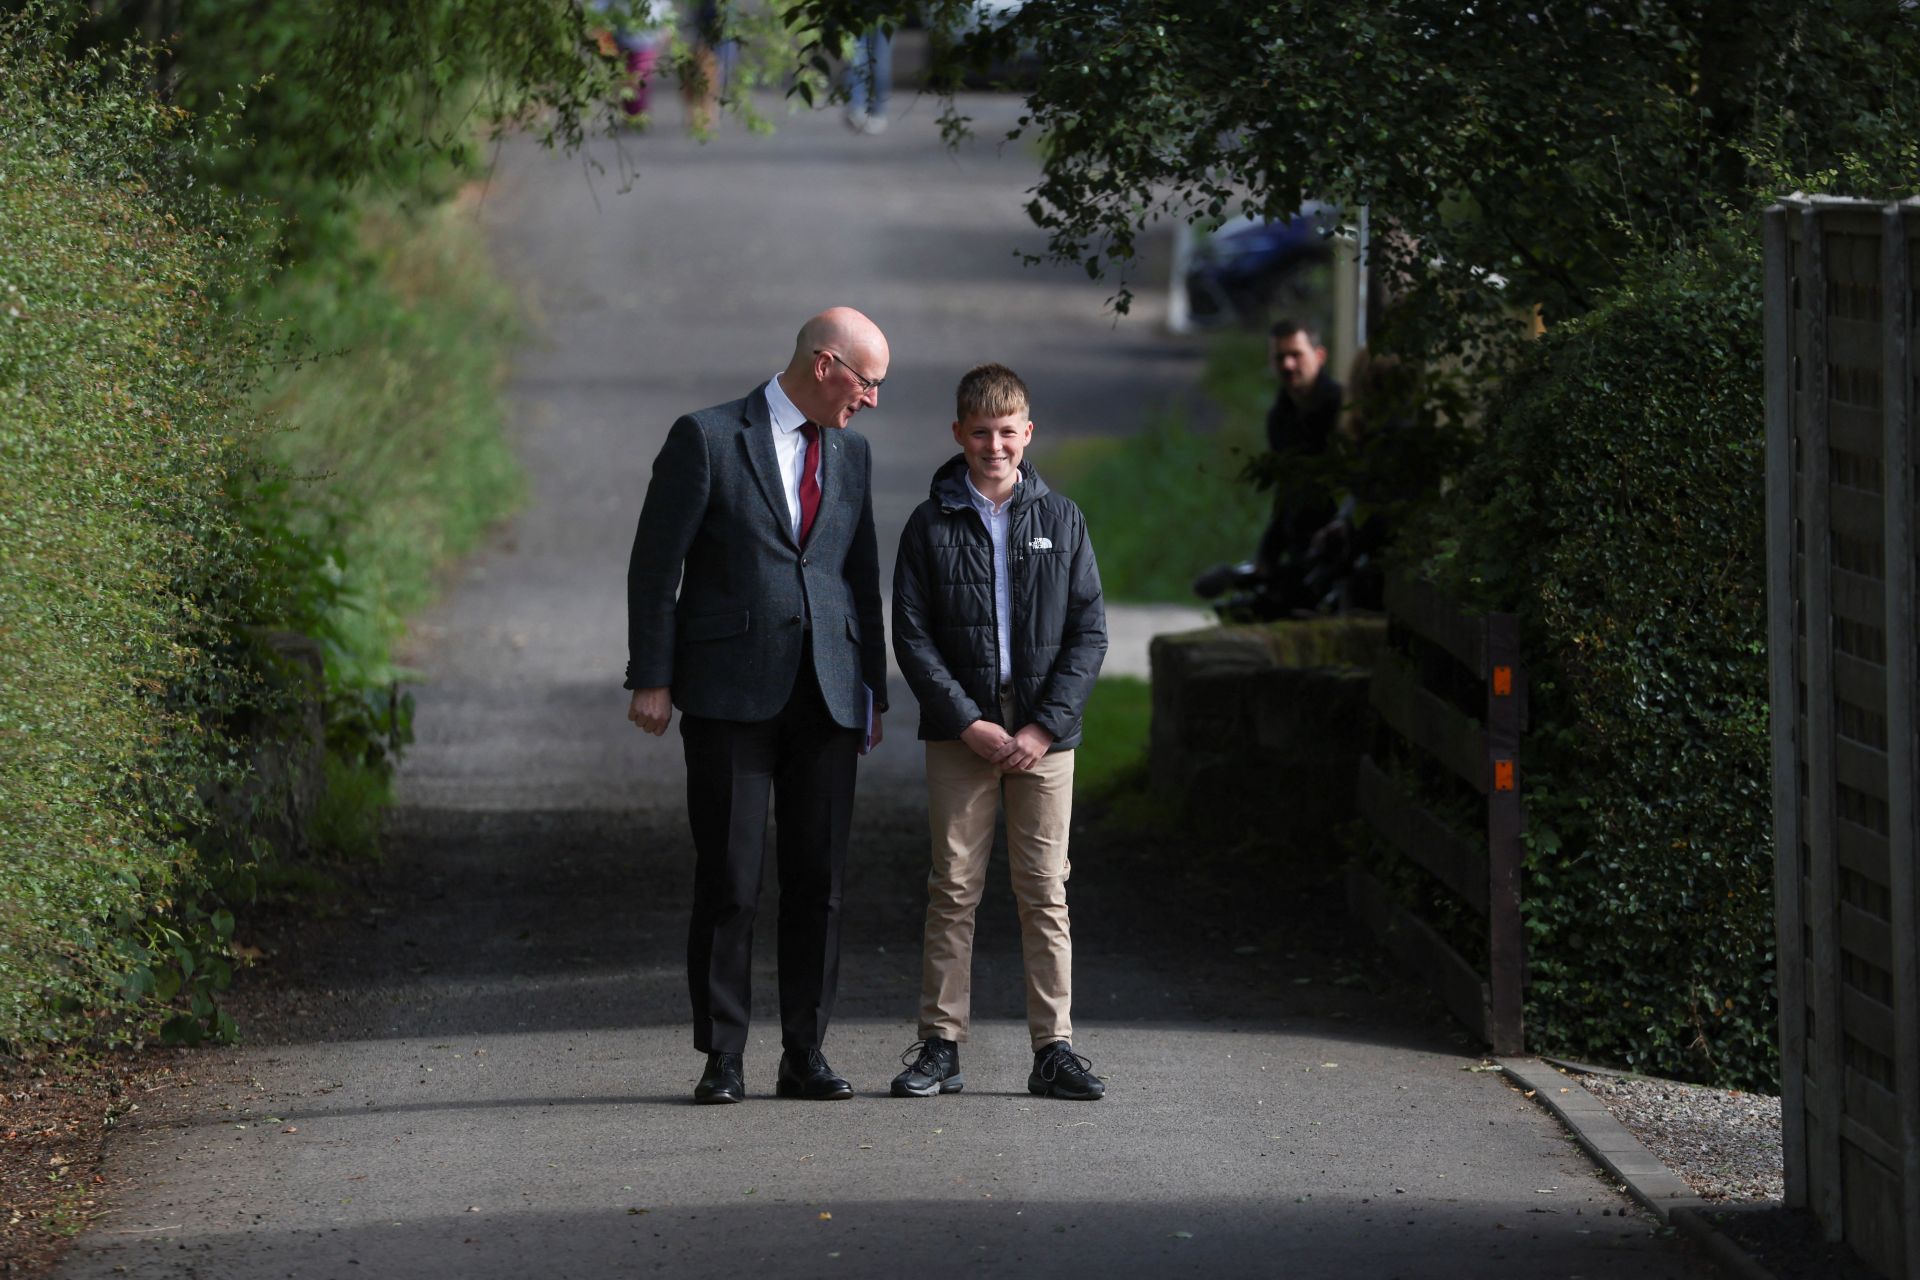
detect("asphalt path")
[59,96,1706,1279]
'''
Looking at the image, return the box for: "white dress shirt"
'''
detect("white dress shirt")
[965,473,1016,685]
[764,375,819,542]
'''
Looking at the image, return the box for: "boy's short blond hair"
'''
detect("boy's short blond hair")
[955,363,1030,422]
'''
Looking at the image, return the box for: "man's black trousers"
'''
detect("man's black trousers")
[679,645,859,1056]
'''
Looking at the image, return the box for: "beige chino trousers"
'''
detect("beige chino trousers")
[919,706,1076,1051]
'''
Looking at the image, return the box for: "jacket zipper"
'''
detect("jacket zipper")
[972,505,1006,719]
[969,498,1018,725]
[1007,503,1023,692]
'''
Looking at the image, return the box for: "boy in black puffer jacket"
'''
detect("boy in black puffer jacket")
[888,363,1109,1101]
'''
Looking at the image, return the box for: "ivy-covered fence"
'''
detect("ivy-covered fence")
[1419,230,1777,1089]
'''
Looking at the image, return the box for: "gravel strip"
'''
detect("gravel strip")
[1575,1070,1784,1203]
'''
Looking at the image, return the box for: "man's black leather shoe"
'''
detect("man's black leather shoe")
[891,1037,964,1097]
[694,1051,745,1104]
[1028,1041,1105,1101]
[776,1047,854,1100]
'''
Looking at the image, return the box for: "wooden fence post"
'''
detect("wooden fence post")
[1485,613,1524,1055]
[1353,577,1527,1055]
[1881,202,1920,1279]
[1798,201,1849,1238]
[1772,197,1920,1276]
[1764,201,1809,1211]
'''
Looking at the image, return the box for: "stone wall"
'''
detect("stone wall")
[1148,618,1386,842]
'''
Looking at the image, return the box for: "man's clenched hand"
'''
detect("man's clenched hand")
[629,687,672,735]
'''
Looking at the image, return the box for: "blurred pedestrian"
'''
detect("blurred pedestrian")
[844,27,891,135]
[1254,318,1343,600]
[682,0,738,132]
[591,0,674,124]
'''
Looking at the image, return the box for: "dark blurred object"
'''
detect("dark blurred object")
[1185,208,1335,329]
[929,0,1040,89]
[1192,541,1360,621]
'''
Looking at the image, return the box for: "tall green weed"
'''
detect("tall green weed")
[0,13,524,1050]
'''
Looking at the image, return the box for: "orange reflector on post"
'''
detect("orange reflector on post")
[1492,665,1514,697]
[1494,759,1516,792]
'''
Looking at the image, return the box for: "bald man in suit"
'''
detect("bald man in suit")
[626,307,890,1103]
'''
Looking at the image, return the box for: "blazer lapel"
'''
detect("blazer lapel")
[737,388,796,548]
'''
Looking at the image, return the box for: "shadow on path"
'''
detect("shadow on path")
[228,797,1472,1061]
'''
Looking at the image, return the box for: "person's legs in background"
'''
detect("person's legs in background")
[844,28,892,134]
[621,38,659,120]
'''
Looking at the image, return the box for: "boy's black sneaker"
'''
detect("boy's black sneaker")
[1028,1041,1105,1101]
[891,1037,964,1097]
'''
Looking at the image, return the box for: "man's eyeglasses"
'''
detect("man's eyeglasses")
[817,349,885,393]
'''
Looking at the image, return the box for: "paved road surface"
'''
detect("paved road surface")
[60,97,1705,1280]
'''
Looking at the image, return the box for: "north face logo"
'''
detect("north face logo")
[1028,536,1053,551]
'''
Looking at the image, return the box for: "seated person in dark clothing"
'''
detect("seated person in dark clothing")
[1203,327,1460,618]
[1254,319,1344,607]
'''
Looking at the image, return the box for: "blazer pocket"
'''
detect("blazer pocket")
[681,609,750,642]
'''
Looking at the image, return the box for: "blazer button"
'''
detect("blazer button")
[790,614,803,625]
[801,555,811,567]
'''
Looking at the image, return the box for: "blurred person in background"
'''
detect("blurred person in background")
[682,0,739,131]
[1253,318,1343,606]
[591,0,675,125]
[843,26,892,135]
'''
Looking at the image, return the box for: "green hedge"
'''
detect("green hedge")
[1419,229,1774,1088]
[0,30,289,1046]
[1,19,525,1050]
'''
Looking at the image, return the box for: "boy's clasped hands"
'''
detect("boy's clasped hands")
[959,718,1054,771]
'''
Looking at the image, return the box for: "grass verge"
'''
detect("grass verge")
[251,193,524,852]
[1073,675,1185,830]
[1039,331,1273,603]
[259,193,523,684]
[1073,676,1151,800]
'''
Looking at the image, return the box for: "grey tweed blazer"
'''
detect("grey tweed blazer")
[624,384,888,728]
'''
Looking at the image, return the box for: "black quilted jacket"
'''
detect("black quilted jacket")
[891,456,1107,749]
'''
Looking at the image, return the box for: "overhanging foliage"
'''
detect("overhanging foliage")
[794,0,1919,353]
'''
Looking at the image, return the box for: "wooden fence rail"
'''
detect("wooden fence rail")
[1349,575,1527,1054]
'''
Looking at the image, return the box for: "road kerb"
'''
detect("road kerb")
[1499,1057,1779,1279]
[1499,1057,1703,1220]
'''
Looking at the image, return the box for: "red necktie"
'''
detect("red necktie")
[797,422,822,544]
